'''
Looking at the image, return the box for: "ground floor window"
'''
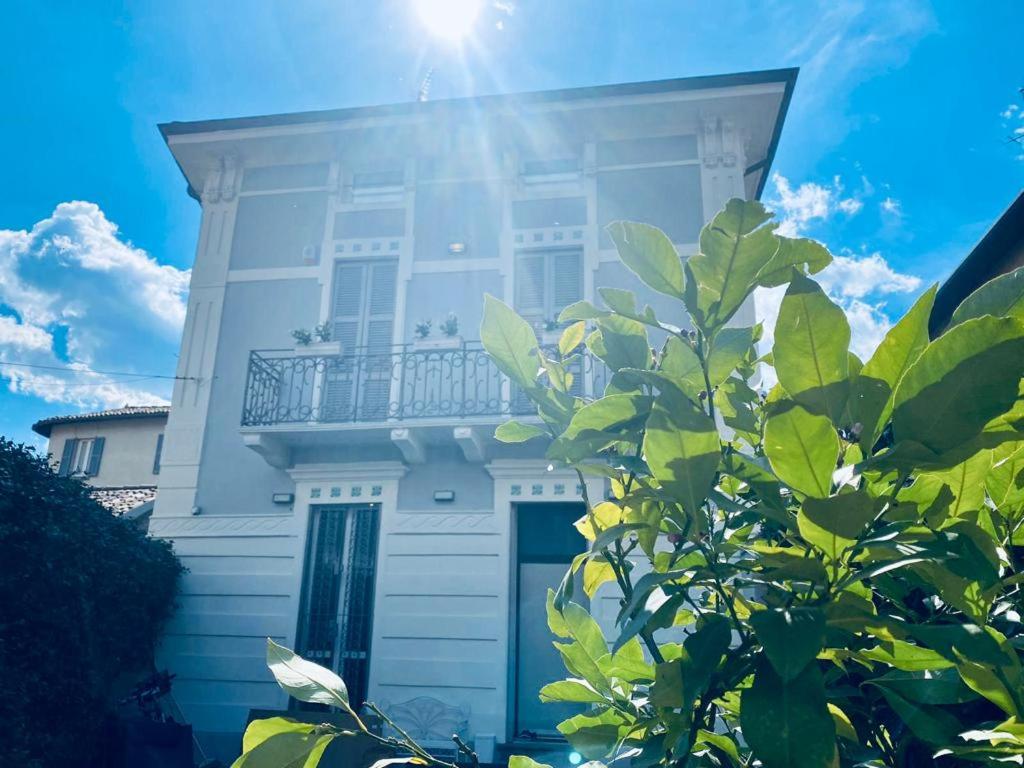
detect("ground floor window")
[513,502,587,739]
[296,503,380,708]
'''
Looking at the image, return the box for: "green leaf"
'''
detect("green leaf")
[850,285,936,450]
[563,601,609,662]
[873,687,962,746]
[480,294,541,390]
[509,757,554,768]
[643,383,721,517]
[546,588,570,638]
[988,441,1024,510]
[539,679,609,704]
[592,315,650,372]
[891,315,1024,457]
[685,198,777,333]
[658,335,706,400]
[606,220,685,299]
[870,668,977,706]
[495,420,547,443]
[859,640,955,671]
[559,300,611,323]
[559,321,587,356]
[706,326,758,388]
[798,489,875,561]
[652,615,730,708]
[756,236,832,288]
[949,266,1024,327]
[557,708,629,759]
[740,658,837,768]
[827,704,858,743]
[242,718,316,754]
[548,393,652,462]
[598,286,638,316]
[266,639,350,709]
[749,607,825,681]
[772,272,850,424]
[764,403,839,498]
[232,730,335,768]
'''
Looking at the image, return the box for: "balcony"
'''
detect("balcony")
[240,342,609,466]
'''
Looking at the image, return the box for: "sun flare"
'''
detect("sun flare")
[413,0,481,43]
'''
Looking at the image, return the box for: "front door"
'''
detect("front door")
[321,259,398,421]
[513,502,588,739]
[296,504,380,707]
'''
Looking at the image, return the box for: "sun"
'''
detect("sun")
[413,0,481,43]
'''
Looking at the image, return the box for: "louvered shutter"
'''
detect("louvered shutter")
[331,262,366,354]
[86,437,104,477]
[322,263,366,421]
[153,434,164,475]
[361,261,397,419]
[515,254,546,323]
[551,250,583,316]
[57,439,76,477]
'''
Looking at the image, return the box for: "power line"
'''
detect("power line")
[0,359,198,381]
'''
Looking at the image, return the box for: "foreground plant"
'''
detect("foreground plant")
[238,199,1024,767]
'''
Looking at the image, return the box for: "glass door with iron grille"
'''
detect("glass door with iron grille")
[296,504,380,707]
[321,259,398,422]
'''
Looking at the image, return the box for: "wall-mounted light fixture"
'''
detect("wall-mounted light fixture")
[272,493,295,505]
[447,242,466,255]
[433,490,455,503]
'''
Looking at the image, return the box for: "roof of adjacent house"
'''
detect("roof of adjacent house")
[31,405,170,438]
[930,190,1024,336]
[90,486,158,518]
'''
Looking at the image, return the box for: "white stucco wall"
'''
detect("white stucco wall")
[48,416,166,487]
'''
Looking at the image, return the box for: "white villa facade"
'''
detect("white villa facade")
[150,69,797,763]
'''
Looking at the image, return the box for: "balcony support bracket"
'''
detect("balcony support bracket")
[454,426,486,463]
[391,427,426,464]
[242,432,291,469]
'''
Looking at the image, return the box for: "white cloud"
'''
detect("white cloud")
[880,196,903,217]
[0,315,52,352]
[817,252,921,298]
[0,201,188,410]
[755,251,923,387]
[770,173,864,237]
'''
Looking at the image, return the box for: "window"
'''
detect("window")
[57,437,104,478]
[153,434,164,475]
[514,248,583,327]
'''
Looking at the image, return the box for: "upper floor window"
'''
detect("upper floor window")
[515,249,583,329]
[153,434,164,475]
[57,437,104,478]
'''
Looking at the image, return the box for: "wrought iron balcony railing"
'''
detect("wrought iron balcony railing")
[241,342,611,427]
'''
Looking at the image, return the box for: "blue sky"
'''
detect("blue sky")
[1,0,1021,446]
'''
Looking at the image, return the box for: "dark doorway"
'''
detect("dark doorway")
[513,502,587,739]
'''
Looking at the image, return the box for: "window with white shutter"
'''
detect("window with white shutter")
[322,259,398,421]
[514,248,583,327]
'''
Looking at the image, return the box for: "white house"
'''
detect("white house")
[150,69,797,764]
[33,405,169,523]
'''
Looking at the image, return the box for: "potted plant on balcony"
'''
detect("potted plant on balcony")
[410,318,447,351]
[292,323,343,356]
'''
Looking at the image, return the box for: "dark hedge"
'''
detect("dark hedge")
[0,437,184,767]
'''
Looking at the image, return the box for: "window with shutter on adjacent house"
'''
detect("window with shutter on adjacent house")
[514,248,583,327]
[57,437,105,477]
[153,434,164,475]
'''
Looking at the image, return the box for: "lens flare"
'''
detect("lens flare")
[413,0,481,42]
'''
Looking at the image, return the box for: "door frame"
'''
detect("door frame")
[485,460,605,744]
[287,462,408,707]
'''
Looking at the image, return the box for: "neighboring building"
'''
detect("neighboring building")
[32,405,169,524]
[150,69,797,763]
[930,190,1024,336]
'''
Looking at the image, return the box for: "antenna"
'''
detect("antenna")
[418,67,434,102]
